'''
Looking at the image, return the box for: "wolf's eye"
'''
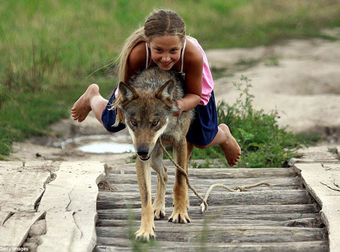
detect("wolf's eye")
[130,119,137,127]
[152,120,159,127]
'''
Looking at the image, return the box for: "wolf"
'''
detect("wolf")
[117,67,193,241]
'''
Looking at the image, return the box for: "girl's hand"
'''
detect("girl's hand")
[173,99,183,117]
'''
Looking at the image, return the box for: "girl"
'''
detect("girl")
[71,9,241,166]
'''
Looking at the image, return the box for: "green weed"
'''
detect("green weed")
[192,76,311,168]
[328,147,340,160]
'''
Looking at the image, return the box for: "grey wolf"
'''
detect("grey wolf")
[117,67,193,241]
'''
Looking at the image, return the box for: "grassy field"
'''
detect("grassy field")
[1,0,339,160]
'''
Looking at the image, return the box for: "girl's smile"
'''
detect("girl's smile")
[148,35,183,71]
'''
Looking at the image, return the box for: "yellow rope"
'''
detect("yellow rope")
[159,139,273,214]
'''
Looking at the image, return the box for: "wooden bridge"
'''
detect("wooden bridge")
[94,161,328,252]
[1,154,339,252]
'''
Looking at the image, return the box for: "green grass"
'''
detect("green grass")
[0,0,339,161]
[191,76,322,168]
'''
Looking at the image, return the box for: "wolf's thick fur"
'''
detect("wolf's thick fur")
[118,67,193,241]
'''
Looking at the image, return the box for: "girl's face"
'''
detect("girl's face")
[148,35,183,71]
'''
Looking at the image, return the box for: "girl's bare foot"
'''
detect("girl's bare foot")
[219,124,241,167]
[71,84,99,122]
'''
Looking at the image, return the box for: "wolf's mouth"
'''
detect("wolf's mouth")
[138,155,150,161]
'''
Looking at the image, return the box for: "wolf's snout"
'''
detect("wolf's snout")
[137,146,150,161]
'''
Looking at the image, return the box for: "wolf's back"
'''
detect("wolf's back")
[128,67,185,100]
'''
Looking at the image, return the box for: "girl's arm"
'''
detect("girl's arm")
[127,42,147,81]
[175,41,203,115]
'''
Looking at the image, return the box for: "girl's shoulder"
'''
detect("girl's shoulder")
[128,42,147,74]
[129,42,147,63]
[183,37,203,71]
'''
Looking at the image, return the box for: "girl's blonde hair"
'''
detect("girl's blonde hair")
[113,9,186,126]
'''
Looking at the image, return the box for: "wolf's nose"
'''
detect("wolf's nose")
[137,147,149,157]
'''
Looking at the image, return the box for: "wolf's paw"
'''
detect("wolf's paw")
[168,209,191,224]
[135,226,156,242]
[154,208,166,220]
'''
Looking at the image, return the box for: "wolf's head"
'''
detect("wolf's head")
[118,79,178,161]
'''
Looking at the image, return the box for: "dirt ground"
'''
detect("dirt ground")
[208,37,340,139]
[10,35,340,163]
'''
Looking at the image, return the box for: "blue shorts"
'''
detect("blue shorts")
[102,88,218,146]
[101,89,126,133]
[186,91,218,146]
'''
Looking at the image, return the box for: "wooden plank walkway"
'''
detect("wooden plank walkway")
[94,162,329,252]
[0,161,105,252]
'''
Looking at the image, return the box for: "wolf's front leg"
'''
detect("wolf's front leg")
[151,145,168,219]
[168,140,191,224]
[135,159,155,241]
[153,165,168,219]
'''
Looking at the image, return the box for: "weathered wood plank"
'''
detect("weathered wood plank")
[0,161,53,248]
[105,176,302,191]
[188,167,297,178]
[97,204,320,222]
[98,212,320,226]
[95,240,328,252]
[0,161,51,212]
[97,225,327,243]
[106,169,298,180]
[294,163,340,252]
[37,161,105,252]
[100,213,321,225]
[97,189,311,209]
[108,166,297,178]
[0,211,44,247]
[97,216,322,228]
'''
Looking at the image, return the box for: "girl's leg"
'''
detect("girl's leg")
[71,84,107,124]
[193,124,241,167]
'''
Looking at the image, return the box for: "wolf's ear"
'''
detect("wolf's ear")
[156,80,176,107]
[118,82,139,104]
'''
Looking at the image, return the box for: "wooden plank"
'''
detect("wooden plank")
[98,211,320,225]
[97,189,311,209]
[294,163,340,252]
[0,161,52,248]
[37,161,105,252]
[188,167,296,178]
[105,175,301,191]
[0,161,51,212]
[95,239,328,252]
[0,211,44,247]
[97,204,320,221]
[108,166,297,178]
[103,183,300,194]
[97,225,327,243]
[104,216,322,228]
[106,168,298,179]
[97,217,322,228]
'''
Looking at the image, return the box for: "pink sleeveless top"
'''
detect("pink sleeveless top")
[187,37,214,106]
